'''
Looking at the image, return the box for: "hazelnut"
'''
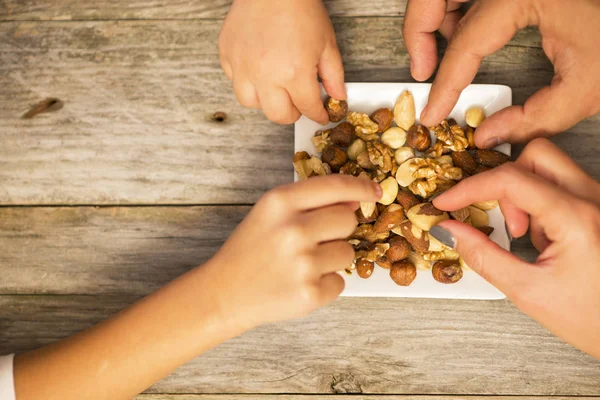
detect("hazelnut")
[339,161,365,177]
[356,151,375,169]
[432,260,463,284]
[356,258,375,279]
[330,122,356,147]
[467,205,489,228]
[406,203,449,231]
[370,108,394,133]
[321,145,347,172]
[325,97,348,122]
[347,139,367,161]
[381,127,407,149]
[394,146,415,165]
[390,260,417,286]
[376,255,393,269]
[378,177,399,205]
[465,106,486,128]
[386,235,411,262]
[373,204,405,233]
[396,189,420,211]
[394,90,416,131]
[472,200,499,211]
[293,151,310,162]
[407,125,432,151]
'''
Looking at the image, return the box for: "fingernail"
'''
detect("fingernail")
[373,182,383,199]
[429,225,456,249]
[504,222,513,242]
[484,136,504,149]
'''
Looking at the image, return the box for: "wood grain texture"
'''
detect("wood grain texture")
[135,396,600,400]
[0,18,586,207]
[1,295,599,395]
[2,0,406,20]
[0,206,538,295]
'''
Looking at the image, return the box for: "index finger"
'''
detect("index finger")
[421,0,532,126]
[288,76,329,125]
[275,175,382,211]
[432,162,574,242]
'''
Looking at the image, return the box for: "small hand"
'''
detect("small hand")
[404,0,600,147]
[432,138,600,358]
[219,0,346,124]
[208,175,381,329]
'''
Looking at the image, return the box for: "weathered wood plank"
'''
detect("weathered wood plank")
[0,19,575,206]
[0,206,246,294]
[3,0,403,20]
[0,206,538,295]
[1,295,599,395]
[136,396,600,400]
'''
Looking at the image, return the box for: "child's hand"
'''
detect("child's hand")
[219,0,346,125]
[432,138,600,358]
[207,175,381,329]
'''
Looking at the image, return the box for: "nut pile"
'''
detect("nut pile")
[293,91,509,286]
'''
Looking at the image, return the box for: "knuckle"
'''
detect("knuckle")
[265,108,298,125]
[294,252,314,278]
[259,188,288,212]
[282,222,307,248]
[236,90,257,108]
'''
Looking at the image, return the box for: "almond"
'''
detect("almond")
[472,149,510,168]
[373,204,405,233]
[394,90,416,130]
[451,151,478,175]
[396,189,420,211]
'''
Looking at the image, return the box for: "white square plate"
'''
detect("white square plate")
[294,83,511,299]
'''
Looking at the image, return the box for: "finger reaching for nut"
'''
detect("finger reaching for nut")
[293,91,510,286]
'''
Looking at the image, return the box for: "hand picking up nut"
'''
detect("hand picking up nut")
[293,91,508,286]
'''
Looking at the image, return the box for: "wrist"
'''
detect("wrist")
[198,255,262,335]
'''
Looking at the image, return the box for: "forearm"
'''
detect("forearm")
[13,259,244,400]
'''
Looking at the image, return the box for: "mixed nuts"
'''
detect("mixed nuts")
[294,91,509,286]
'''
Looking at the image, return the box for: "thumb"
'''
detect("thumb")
[432,220,538,299]
[318,42,347,101]
[474,79,587,148]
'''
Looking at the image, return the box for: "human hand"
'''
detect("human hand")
[219,0,346,124]
[207,175,381,329]
[431,138,600,358]
[404,0,600,147]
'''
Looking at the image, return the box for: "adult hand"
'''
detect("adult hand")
[404,0,600,147]
[208,174,381,330]
[432,138,600,358]
[219,0,346,124]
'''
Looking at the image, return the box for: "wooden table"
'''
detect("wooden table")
[1,1,599,398]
